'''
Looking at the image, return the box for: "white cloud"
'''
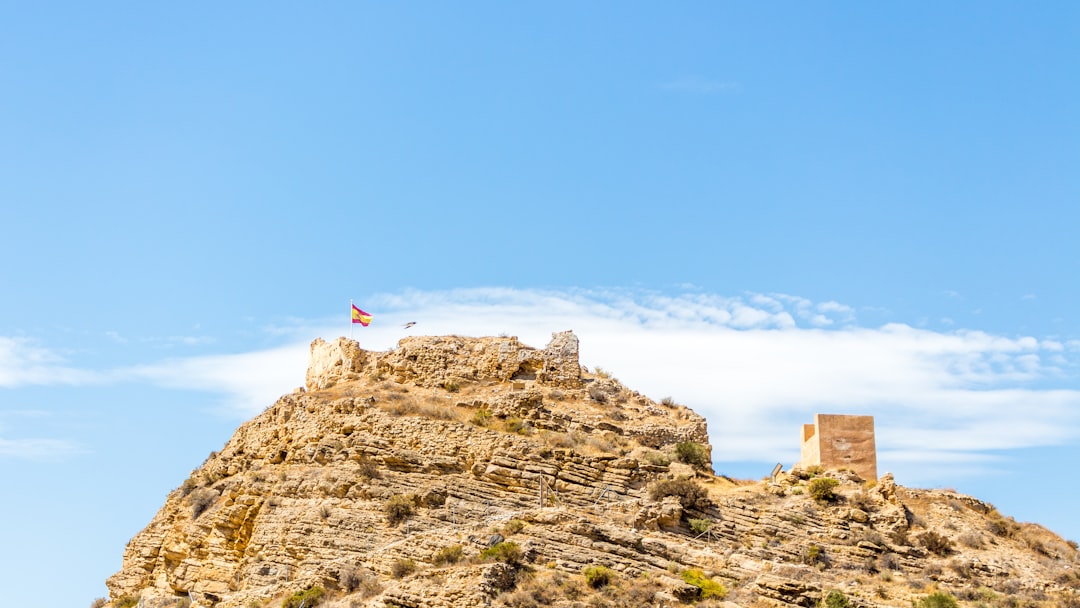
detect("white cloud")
[353,288,1080,484]
[120,342,310,415]
[8,288,1080,483]
[0,405,86,462]
[0,337,102,387]
[214,290,1080,480]
[769,295,855,327]
[817,301,853,315]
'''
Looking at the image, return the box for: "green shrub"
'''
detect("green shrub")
[877,552,901,572]
[384,494,415,525]
[282,586,324,608]
[660,396,676,406]
[918,530,953,556]
[808,477,839,502]
[114,596,139,608]
[470,408,493,427]
[583,565,615,589]
[680,568,726,599]
[339,566,366,591]
[503,417,531,435]
[915,591,959,608]
[675,442,710,469]
[648,478,711,510]
[948,559,974,579]
[644,451,670,466]
[986,510,1019,538]
[443,380,461,393]
[821,590,850,608]
[481,541,523,566]
[783,512,806,525]
[847,490,873,512]
[179,476,197,497]
[504,519,526,535]
[390,558,416,578]
[689,518,712,535]
[587,384,609,403]
[956,531,983,549]
[355,456,381,479]
[189,487,219,518]
[338,567,383,598]
[803,544,823,566]
[432,544,464,566]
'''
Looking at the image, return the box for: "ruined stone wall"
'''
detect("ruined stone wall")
[797,414,878,481]
[305,331,583,392]
[800,423,821,468]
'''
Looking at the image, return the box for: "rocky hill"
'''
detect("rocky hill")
[105,332,1080,608]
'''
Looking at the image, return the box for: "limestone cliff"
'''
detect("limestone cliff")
[106,332,1080,608]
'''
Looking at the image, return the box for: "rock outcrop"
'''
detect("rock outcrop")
[305,331,582,393]
[106,332,1080,608]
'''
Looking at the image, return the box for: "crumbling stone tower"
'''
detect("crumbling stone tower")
[798,413,878,481]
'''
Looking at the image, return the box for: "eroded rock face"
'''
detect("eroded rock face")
[535,330,581,387]
[106,333,1080,608]
[306,337,367,390]
[305,331,582,393]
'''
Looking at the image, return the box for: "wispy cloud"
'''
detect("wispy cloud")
[0,408,86,462]
[6,288,1080,484]
[216,289,1080,484]
[0,337,103,387]
[768,294,855,327]
[354,288,1080,484]
[120,343,309,415]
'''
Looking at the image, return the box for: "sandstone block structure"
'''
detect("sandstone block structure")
[797,413,877,481]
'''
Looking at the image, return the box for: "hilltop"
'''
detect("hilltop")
[104,332,1080,608]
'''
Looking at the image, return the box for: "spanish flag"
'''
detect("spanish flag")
[351,304,372,327]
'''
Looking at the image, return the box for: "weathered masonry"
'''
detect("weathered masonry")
[798,413,878,481]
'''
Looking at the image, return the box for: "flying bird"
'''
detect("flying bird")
[402,322,417,329]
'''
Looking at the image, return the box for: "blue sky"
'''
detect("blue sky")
[2,2,1079,604]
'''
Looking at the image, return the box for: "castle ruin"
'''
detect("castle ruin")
[797,413,878,481]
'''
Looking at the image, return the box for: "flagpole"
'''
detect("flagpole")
[349,299,354,340]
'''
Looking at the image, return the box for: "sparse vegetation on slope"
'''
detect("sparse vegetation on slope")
[281,586,324,608]
[103,333,1080,608]
[649,477,712,510]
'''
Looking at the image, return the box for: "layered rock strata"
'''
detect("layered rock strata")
[105,332,1080,608]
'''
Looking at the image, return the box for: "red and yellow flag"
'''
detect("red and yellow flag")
[351,304,372,326]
